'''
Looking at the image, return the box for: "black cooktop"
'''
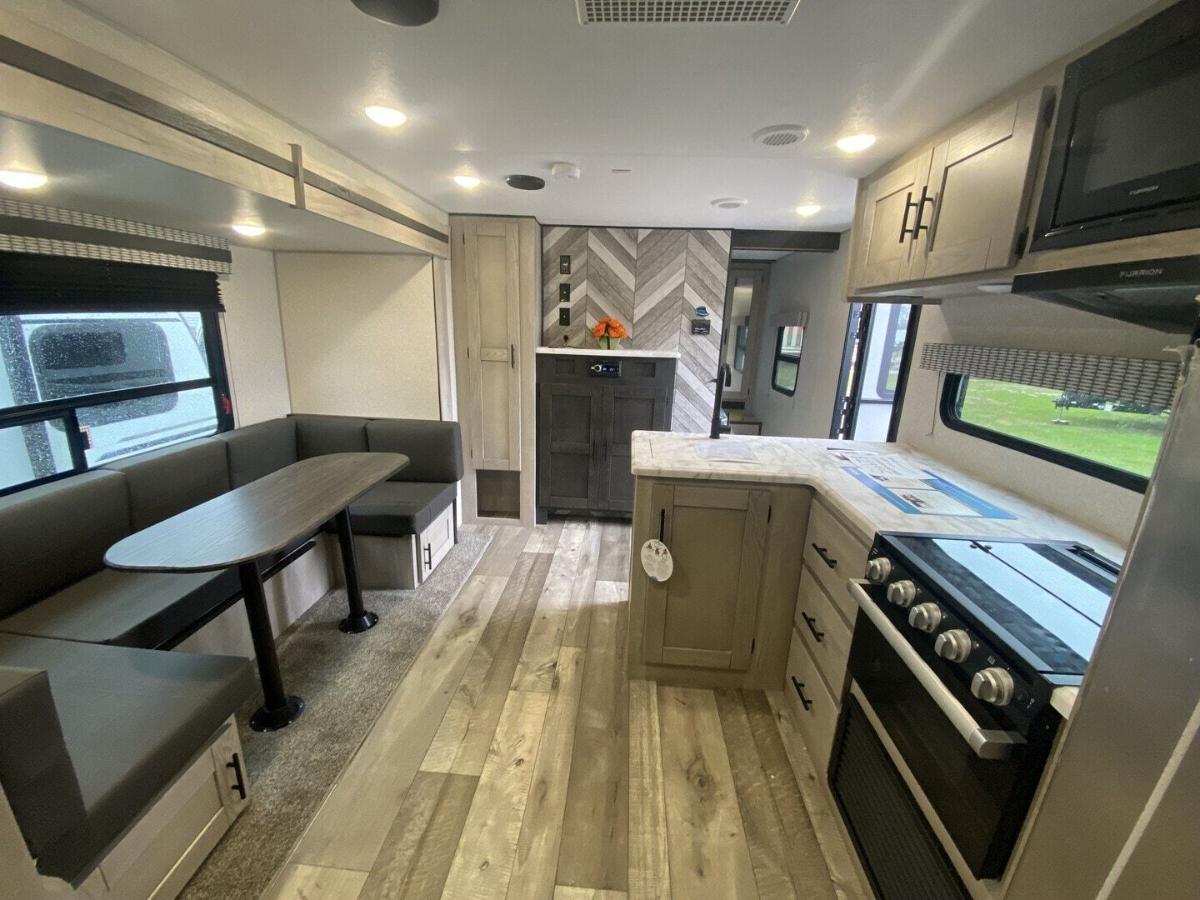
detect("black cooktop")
[884,534,1119,676]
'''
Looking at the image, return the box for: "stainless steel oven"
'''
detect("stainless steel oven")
[1031,0,1200,250]
[829,535,1115,897]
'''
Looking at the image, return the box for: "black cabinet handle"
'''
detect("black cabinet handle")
[226,752,247,800]
[811,543,838,569]
[424,543,433,569]
[914,186,936,237]
[791,676,814,710]
[801,611,825,642]
[898,191,919,242]
[658,508,666,543]
[510,344,515,369]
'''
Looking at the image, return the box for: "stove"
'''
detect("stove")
[829,533,1119,895]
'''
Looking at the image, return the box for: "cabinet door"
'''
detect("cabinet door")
[644,483,771,671]
[464,220,521,470]
[599,384,672,513]
[537,382,602,510]
[909,87,1051,281]
[851,150,932,290]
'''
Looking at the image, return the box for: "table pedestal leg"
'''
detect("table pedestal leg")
[335,508,379,634]
[240,560,304,731]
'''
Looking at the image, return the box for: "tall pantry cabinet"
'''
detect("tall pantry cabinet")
[449,215,539,523]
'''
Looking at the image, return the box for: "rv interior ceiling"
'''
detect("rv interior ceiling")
[0,2,1197,900]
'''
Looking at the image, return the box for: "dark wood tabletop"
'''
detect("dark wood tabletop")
[105,452,408,573]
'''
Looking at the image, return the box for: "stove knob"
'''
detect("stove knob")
[886,580,917,608]
[907,602,943,633]
[934,629,972,663]
[971,667,1016,707]
[866,557,893,584]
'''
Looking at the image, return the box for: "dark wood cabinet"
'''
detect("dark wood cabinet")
[536,353,675,517]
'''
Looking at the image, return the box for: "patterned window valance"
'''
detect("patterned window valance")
[920,342,1181,409]
[0,199,231,273]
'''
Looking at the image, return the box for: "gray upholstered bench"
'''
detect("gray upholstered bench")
[0,636,253,887]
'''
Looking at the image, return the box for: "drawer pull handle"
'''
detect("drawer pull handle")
[801,611,825,642]
[226,752,247,800]
[791,676,814,710]
[424,543,433,569]
[811,543,838,569]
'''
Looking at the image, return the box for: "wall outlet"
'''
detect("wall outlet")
[559,283,571,302]
[559,307,571,326]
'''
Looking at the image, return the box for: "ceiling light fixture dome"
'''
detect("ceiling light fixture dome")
[453,174,481,189]
[231,221,266,238]
[364,105,408,128]
[836,133,877,153]
[796,203,822,217]
[0,169,48,190]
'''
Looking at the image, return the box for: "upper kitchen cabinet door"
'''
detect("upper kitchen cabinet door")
[909,86,1053,281]
[851,151,932,290]
[599,383,672,513]
[644,484,771,672]
[464,220,522,470]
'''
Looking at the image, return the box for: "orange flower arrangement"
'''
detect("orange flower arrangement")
[593,316,629,349]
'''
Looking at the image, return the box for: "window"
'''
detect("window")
[771,324,804,396]
[941,374,1168,491]
[875,305,911,401]
[0,310,231,495]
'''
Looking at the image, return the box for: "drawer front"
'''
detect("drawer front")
[784,628,840,777]
[420,504,456,578]
[803,501,869,624]
[794,564,853,698]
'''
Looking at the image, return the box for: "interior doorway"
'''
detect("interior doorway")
[831,302,920,441]
[718,264,771,406]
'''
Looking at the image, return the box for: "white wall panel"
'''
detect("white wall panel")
[220,245,291,426]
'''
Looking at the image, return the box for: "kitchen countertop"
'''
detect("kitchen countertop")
[631,431,1125,718]
[536,346,682,359]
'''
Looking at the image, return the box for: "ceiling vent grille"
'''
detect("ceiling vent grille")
[577,0,801,24]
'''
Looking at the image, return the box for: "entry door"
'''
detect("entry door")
[644,483,770,671]
[599,384,671,512]
[464,221,521,470]
[832,303,920,441]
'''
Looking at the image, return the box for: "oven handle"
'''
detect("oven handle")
[847,579,1025,761]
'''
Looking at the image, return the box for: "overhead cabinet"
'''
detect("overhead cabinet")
[850,86,1054,292]
[536,353,674,516]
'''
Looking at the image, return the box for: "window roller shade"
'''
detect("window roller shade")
[921,342,1181,409]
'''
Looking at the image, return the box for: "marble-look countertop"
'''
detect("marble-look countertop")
[536,347,682,359]
[631,431,1125,718]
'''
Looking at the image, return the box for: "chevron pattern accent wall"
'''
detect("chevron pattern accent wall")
[542,225,731,434]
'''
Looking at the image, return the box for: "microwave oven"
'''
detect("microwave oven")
[1031,0,1200,252]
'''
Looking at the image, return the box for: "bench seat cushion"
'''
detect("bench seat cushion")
[348,480,457,537]
[0,633,255,884]
[0,567,240,649]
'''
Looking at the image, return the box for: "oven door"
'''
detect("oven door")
[842,582,1037,879]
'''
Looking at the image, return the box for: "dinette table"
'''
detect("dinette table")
[105,452,408,731]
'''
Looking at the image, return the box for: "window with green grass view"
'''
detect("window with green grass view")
[947,376,1168,485]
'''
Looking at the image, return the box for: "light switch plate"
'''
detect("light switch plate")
[559,307,571,326]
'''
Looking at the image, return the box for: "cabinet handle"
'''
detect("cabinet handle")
[801,611,825,643]
[658,508,666,543]
[510,344,515,369]
[898,191,919,242]
[791,676,814,711]
[424,543,433,569]
[226,752,247,800]
[914,186,936,238]
[811,543,838,569]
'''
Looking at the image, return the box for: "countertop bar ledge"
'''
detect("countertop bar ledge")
[536,346,682,359]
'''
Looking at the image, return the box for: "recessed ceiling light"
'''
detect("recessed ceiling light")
[0,169,48,190]
[836,133,877,153]
[453,174,481,189]
[796,204,822,217]
[711,197,748,210]
[364,105,408,128]
[231,221,266,238]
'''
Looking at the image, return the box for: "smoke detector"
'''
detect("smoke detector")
[577,0,801,24]
[711,197,748,210]
[752,124,810,147]
[551,162,582,181]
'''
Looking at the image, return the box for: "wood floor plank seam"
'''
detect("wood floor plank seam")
[512,522,588,691]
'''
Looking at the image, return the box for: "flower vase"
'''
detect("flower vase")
[600,336,621,351]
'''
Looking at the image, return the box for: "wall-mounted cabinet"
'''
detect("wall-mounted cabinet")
[848,86,1054,295]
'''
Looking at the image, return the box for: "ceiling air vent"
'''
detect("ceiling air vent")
[576,0,801,24]
[752,124,809,147]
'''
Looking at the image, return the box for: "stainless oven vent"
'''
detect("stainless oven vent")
[576,0,802,24]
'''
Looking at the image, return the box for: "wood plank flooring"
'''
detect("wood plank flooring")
[265,520,863,900]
